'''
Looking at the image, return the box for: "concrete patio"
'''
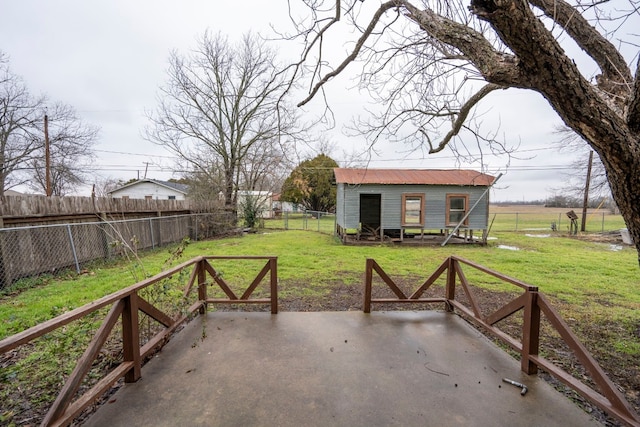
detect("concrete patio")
[86,310,600,426]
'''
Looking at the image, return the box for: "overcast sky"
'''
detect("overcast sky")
[2,1,633,201]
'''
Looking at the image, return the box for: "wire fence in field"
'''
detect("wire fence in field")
[263,210,336,235]
[488,211,626,233]
[262,209,625,235]
[0,212,234,290]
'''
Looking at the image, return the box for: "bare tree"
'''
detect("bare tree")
[145,32,299,211]
[551,126,612,205]
[93,176,122,198]
[27,102,99,196]
[287,0,640,263]
[180,159,226,202]
[0,53,98,196]
[0,52,47,195]
[239,138,292,193]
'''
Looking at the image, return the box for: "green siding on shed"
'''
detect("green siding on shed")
[336,183,490,231]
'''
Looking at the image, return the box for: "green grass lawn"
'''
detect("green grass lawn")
[2,229,638,339]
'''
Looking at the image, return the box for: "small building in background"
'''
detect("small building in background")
[109,179,189,200]
[236,190,274,219]
[334,168,496,244]
[271,193,299,215]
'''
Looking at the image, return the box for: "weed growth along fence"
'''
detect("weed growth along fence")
[0,212,234,290]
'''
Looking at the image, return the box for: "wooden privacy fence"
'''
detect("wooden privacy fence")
[364,256,640,427]
[0,255,277,427]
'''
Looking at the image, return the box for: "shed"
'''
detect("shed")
[109,179,189,201]
[334,168,496,243]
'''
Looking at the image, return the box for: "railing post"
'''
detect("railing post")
[521,290,540,374]
[270,257,278,314]
[122,293,141,383]
[445,257,456,312]
[197,260,207,314]
[364,259,373,313]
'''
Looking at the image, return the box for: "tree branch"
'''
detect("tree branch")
[528,0,632,98]
[419,83,505,153]
[401,1,522,87]
[298,1,400,107]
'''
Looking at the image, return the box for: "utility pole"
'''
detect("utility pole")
[44,114,52,197]
[143,162,149,179]
[581,151,594,232]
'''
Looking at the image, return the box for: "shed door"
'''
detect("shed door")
[360,194,381,232]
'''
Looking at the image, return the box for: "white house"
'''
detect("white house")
[109,179,189,200]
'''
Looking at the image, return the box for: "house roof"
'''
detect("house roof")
[333,168,495,186]
[110,179,189,195]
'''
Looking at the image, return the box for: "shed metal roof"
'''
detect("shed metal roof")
[333,168,495,186]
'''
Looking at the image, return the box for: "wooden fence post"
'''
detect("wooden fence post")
[197,260,207,314]
[445,257,456,312]
[364,259,373,313]
[122,294,141,383]
[270,257,278,314]
[521,290,540,374]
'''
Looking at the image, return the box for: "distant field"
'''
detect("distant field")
[489,204,625,232]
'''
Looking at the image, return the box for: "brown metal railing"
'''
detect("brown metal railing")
[0,255,278,427]
[364,255,639,427]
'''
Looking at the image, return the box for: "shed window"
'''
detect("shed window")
[168,195,176,200]
[145,195,153,201]
[446,194,469,226]
[401,193,424,226]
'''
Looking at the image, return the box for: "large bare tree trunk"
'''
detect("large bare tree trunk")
[462,0,640,263]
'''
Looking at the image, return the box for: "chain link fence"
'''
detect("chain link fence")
[488,211,626,233]
[262,209,626,236]
[263,210,336,235]
[0,212,234,290]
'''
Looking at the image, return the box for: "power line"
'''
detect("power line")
[94,149,174,159]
